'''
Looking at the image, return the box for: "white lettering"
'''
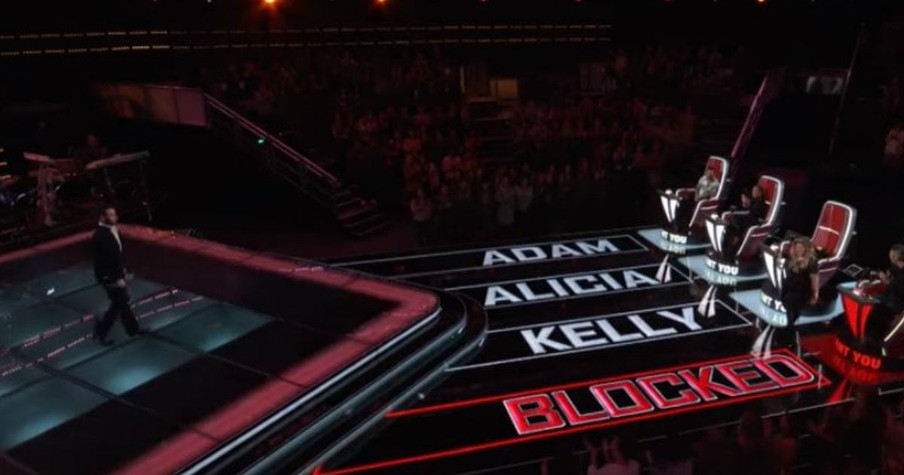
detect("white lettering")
[655,307,702,331]
[516,305,739,356]
[480,237,633,267]
[595,319,643,343]
[576,239,620,255]
[521,327,571,354]
[560,322,609,348]
[485,286,522,306]
[599,272,624,290]
[624,269,661,288]
[547,279,570,297]
[516,282,556,302]
[628,314,677,338]
[564,275,607,295]
[512,246,547,262]
[550,243,583,259]
[483,250,515,266]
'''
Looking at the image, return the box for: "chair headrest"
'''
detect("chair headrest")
[811,201,856,258]
[757,175,784,224]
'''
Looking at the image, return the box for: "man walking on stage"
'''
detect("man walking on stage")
[92,205,142,345]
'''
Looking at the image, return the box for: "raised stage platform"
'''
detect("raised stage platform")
[0,227,482,475]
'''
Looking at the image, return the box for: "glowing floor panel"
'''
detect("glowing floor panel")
[0,265,272,453]
[0,226,448,475]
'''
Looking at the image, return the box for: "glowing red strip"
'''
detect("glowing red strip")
[0,293,199,380]
[388,350,814,418]
[319,351,826,475]
[108,226,440,474]
[2,226,440,473]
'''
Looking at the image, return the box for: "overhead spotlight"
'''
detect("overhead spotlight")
[263,0,277,5]
[376,0,387,5]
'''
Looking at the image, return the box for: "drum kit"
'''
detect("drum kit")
[0,151,152,239]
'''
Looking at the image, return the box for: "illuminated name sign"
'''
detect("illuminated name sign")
[760,290,787,313]
[518,303,746,355]
[660,229,689,245]
[704,255,741,276]
[337,233,647,277]
[453,264,689,309]
[330,352,825,475]
[451,302,751,370]
[833,337,883,370]
[482,236,646,267]
[503,353,825,436]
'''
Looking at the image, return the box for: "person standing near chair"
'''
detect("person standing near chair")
[780,237,819,346]
[868,243,904,345]
[92,206,141,345]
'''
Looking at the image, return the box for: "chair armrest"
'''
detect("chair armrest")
[675,187,695,199]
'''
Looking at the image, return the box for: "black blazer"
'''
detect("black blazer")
[93,225,125,284]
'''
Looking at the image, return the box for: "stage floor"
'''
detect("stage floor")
[321,227,904,475]
[0,226,458,475]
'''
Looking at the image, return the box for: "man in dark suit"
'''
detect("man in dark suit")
[92,206,141,345]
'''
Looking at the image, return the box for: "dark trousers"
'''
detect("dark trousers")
[95,284,139,339]
[779,291,807,345]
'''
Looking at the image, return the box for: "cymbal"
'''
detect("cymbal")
[0,175,21,185]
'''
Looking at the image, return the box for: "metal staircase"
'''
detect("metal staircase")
[204,95,388,236]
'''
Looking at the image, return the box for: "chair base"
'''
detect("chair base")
[759,281,839,315]
[660,228,708,246]
[832,330,904,372]
[703,250,762,278]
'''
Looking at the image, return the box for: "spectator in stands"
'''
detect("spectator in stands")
[808,406,847,475]
[768,413,800,475]
[495,175,516,236]
[409,188,432,245]
[736,410,772,475]
[885,121,904,170]
[844,388,886,475]
[883,397,904,475]
[583,436,640,475]
[694,427,739,475]
[541,441,581,475]
[646,436,694,475]
[515,175,534,233]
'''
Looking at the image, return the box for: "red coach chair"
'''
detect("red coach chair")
[731,175,785,263]
[760,200,857,314]
[807,201,857,287]
[672,156,730,232]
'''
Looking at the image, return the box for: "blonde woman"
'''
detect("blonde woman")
[781,237,820,338]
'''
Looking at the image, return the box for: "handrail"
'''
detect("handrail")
[730,68,785,179]
[730,75,768,163]
[828,26,865,157]
[204,94,340,188]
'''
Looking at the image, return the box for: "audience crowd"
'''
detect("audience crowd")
[883,75,903,171]
[203,45,748,244]
[536,389,904,475]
